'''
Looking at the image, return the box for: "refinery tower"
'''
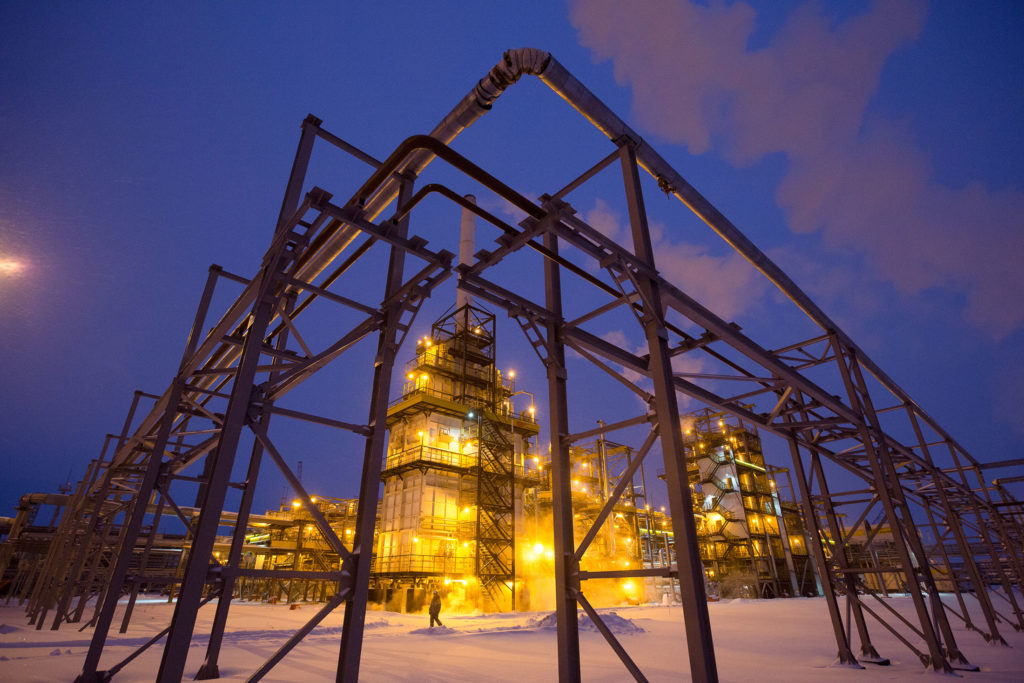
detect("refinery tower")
[372,198,541,612]
[373,303,540,612]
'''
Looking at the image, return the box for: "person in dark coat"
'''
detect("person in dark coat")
[429,590,443,627]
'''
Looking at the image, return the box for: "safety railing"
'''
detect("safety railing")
[373,553,474,575]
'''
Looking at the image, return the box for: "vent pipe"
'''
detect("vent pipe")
[457,194,476,310]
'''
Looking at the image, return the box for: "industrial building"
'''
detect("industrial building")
[681,409,814,598]
[531,437,648,604]
[373,302,540,612]
[1,47,1022,682]
[1,315,824,613]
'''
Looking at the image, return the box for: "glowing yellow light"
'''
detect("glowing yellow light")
[533,456,539,463]
[660,506,665,512]
[420,374,428,381]
[413,537,419,543]
[425,339,432,346]
[306,525,313,532]
[509,370,515,378]
[474,327,481,334]
[684,429,692,435]
[572,479,578,486]
[311,496,317,503]
[407,373,414,380]
[417,431,424,437]
[463,542,469,547]
[462,507,470,514]
[770,481,776,487]
[528,405,535,416]
[0,259,25,276]
[622,581,634,592]
[533,542,544,555]
[346,529,353,535]
[292,500,301,508]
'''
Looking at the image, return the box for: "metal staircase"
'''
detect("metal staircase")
[473,411,515,611]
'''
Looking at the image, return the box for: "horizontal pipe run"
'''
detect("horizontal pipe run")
[262,405,371,435]
[564,413,653,444]
[581,568,678,580]
[221,567,345,582]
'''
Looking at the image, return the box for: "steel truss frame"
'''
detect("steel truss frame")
[10,49,1019,682]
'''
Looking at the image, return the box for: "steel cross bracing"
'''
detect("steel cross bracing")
[6,48,1015,682]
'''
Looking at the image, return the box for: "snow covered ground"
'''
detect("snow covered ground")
[2,595,1023,681]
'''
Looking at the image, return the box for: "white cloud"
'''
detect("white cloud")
[570,0,1024,338]
[584,198,766,321]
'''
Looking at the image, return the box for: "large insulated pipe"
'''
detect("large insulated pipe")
[290,49,551,284]
[301,46,844,347]
[102,50,553,479]
[456,194,476,310]
[107,47,979,484]
[404,47,969,464]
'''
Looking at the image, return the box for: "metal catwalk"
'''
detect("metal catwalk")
[10,48,1022,682]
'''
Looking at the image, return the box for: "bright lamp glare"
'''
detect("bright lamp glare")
[0,259,25,275]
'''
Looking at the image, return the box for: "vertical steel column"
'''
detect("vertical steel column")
[120,422,189,633]
[193,112,320,682]
[77,265,222,683]
[834,345,952,671]
[767,467,801,596]
[47,436,115,629]
[847,354,974,667]
[811,455,884,662]
[336,174,414,682]
[907,407,1005,645]
[195,291,297,680]
[156,238,294,681]
[961,457,1024,628]
[597,426,617,561]
[53,443,118,622]
[918,500,973,623]
[117,491,168,633]
[619,143,717,682]
[760,522,781,596]
[542,225,581,682]
[784,435,859,664]
[74,481,135,625]
[276,115,321,233]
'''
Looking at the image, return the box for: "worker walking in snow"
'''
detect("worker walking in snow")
[429,590,443,628]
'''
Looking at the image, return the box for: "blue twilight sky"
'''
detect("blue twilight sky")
[1,1,1022,517]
